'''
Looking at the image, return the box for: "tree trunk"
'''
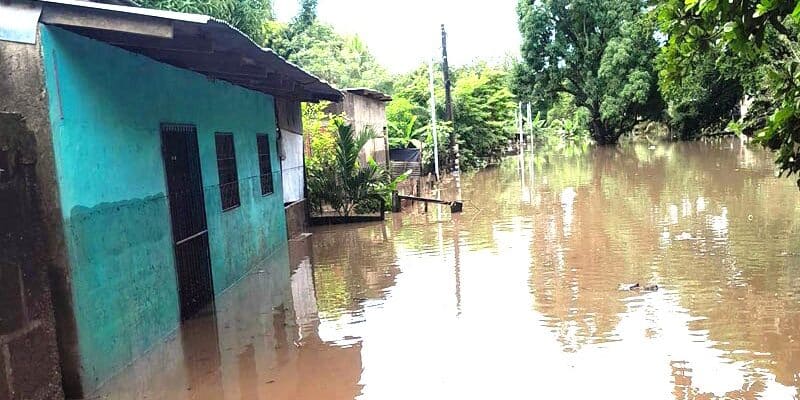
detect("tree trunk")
[589,114,618,145]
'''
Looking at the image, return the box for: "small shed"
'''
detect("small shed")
[327,88,392,166]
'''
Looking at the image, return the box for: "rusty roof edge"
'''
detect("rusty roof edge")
[344,87,392,102]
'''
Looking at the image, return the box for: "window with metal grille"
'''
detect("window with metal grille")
[257,134,274,195]
[215,133,240,211]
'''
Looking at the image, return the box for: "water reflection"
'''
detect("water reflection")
[314,139,799,399]
[94,240,364,400]
[518,140,800,397]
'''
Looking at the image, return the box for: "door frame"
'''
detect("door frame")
[159,123,215,320]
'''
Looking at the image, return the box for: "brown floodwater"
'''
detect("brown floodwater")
[98,139,800,399]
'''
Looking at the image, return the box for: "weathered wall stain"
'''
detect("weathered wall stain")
[63,195,179,391]
[206,174,288,292]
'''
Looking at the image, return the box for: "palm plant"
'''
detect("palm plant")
[307,119,393,217]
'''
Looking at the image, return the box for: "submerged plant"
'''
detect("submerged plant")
[307,119,405,217]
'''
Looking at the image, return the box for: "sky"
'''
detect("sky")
[272,0,521,73]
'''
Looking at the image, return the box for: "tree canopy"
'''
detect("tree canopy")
[658,0,800,185]
[514,0,662,144]
[385,62,516,171]
[453,64,517,169]
[263,1,391,92]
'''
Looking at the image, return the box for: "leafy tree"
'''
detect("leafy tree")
[386,95,443,153]
[386,97,424,131]
[656,50,743,139]
[302,102,340,171]
[658,0,800,185]
[138,0,273,43]
[545,93,592,139]
[514,0,662,144]
[294,0,318,28]
[453,64,518,168]
[387,62,515,171]
[263,1,391,91]
[387,115,428,149]
[392,63,449,125]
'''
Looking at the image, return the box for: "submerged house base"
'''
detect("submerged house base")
[285,199,309,239]
[0,1,341,398]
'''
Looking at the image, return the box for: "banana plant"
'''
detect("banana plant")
[529,111,546,138]
[388,115,428,149]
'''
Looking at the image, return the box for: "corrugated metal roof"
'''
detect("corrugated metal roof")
[35,0,342,102]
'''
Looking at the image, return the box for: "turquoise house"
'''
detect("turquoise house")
[0,0,340,398]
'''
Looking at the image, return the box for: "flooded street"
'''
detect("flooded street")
[100,139,800,399]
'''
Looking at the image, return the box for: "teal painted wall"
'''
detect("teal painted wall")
[40,26,287,392]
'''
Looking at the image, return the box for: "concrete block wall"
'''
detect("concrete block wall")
[0,113,64,400]
[1,35,66,400]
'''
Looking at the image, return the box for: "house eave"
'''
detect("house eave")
[31,0,343,102]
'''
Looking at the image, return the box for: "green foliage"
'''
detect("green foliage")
[386,97,421,124]
[386,62,514,172]
[544,94,592,140]
[307,120,393,217]
[656,46,744,139]
[598,14,665,131]
[453,64,518,169]
[392,63,449,127]
[368,159,411,212]
[294,0,318,27]
[658,0,800,186]
[303,102,340,171]
[387,115,428,149]
[514,0,662,144]
[528,111,547,139]
[138,0,273,43]
[263,3,391,92]
[386,96,430,149]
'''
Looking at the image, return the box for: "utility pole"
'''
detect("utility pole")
[526,102,533,146]
[441,25,454,122]
[428,58,440,181]
[518,101,524,150]
[441,24,458,180]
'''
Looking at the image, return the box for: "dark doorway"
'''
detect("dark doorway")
[161,124,215,320]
